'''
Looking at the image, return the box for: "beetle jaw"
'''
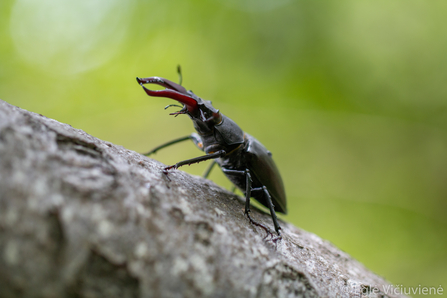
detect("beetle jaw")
[136,76,198,113]
[136,76,223,126]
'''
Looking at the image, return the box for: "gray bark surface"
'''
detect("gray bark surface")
[0,99,405,298]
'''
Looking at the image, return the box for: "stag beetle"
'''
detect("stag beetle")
[136,67,287,238]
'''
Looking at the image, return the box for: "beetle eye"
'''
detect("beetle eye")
[214,111,222,124]
[209,111,222,125]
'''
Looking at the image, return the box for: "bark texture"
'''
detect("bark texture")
[0,99,404,298]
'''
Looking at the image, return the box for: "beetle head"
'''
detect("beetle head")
[136,76,222,129]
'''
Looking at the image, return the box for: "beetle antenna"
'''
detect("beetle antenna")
[177,65,183,86]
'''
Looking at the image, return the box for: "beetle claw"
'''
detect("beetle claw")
[162,165,178,182]
[163,165,176,174]
[272,235,282,243]
[162,171,171,182]
[245,211,276,239]
[244,211,282,241]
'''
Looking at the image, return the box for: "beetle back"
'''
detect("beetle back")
[245,134,287,214]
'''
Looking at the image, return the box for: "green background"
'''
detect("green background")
[1,0,446,294]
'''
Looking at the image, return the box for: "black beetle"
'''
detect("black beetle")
[136,67,287,238]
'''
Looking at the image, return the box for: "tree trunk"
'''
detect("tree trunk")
[0,99,405,298]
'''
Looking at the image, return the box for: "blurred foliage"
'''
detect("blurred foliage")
[1,0,446,294]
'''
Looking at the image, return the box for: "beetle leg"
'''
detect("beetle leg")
[245,171,252,213]
[248,187,276,240]
[242,171,278,238]
[163,150,226,174]
[142,133,204,156]
[219,169,242,192]
[261,186,282,239]
[142,135,192,156]
[188,133,205,151]
[250,187,282,240]
[202,160,217,178]
[221,168,273,238]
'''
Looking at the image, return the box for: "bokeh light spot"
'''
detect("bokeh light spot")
[10,0,134,75]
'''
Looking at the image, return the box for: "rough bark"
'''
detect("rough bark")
[0,99,404,298]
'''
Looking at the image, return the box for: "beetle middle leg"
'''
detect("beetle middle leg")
[257,186,282,240]
[221,168,276,238]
